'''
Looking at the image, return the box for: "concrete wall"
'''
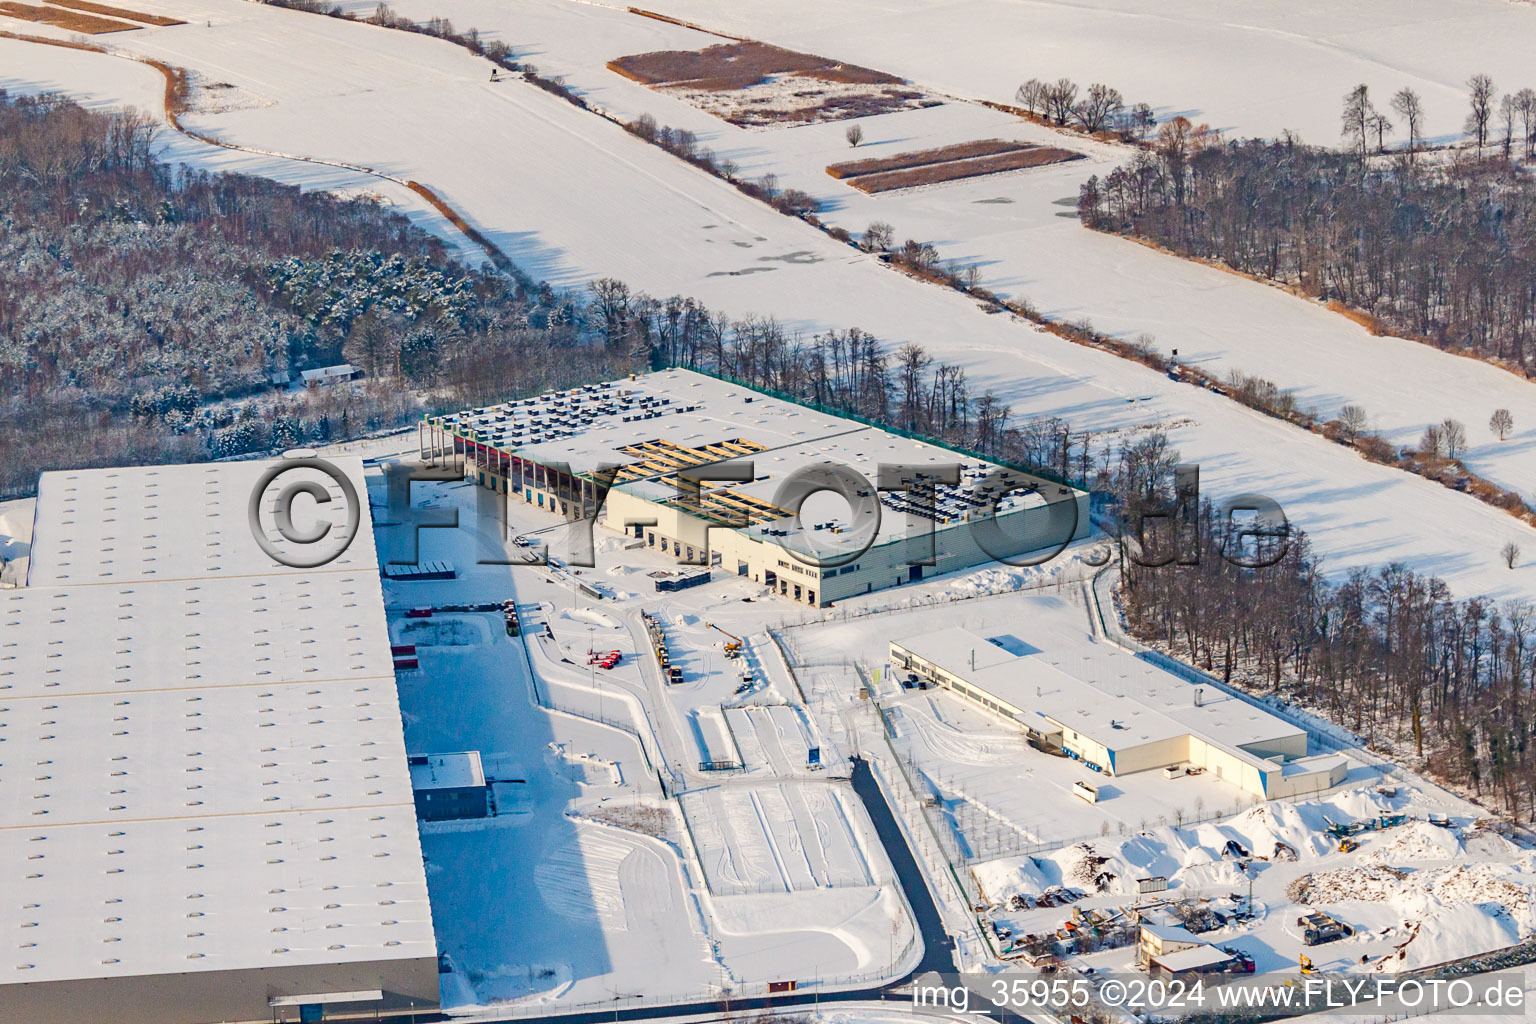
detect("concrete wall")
[1108,735,1191,776]
[0,956,439,1024]
[1238,731,1309,761]
[1185,737,1278,797]
[1265,757,1349,800]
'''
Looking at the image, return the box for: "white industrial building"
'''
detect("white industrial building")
[420,368,1089,606]
[0,459,438,1024]
[890,627,1347,800]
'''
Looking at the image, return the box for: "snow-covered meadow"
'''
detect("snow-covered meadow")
[9,0,1536,605]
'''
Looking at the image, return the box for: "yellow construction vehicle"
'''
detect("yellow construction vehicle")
[1338,838,1359,854]
[1299,954,1316,974]
[707,622,743,658]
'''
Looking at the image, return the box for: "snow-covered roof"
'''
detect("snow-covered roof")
[1153,943,1234,972]
[410,751,485,791]
[27,459,374,583]
[1141,922,1201,945]
[433,368,1075,544]
[300,364,358,383]
[0,459,434,984]
[894,627,1305,759]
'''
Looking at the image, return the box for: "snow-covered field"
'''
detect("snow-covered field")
[618,0,1536,144]
[10,0,1536,604]
[340,0,1536,585]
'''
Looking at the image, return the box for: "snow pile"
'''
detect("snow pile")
[945,561,1060,597]
[1288,861,1535,936]
[1365,821,1462,863]
[1224,800,1337,860]
[972,851,1055,899]
[1423,864,1533,928]
[1288,864,1410,904]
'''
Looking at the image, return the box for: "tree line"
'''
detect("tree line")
[1111,461,1536,819]
[1015,76,1157,141]
[0,89,1101,499]
[1078,114,1536,374]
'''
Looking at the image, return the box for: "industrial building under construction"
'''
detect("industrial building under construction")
[419,368,1089,606]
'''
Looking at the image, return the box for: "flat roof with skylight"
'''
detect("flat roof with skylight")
[0,458,436,1023]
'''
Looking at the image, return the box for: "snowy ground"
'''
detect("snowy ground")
[616,0,1536,145]
[781,581,1536,978]
[10,1,1536,602]
[788,586,1329,850]
[0,496,35,587]
[974,793,1533,977]
[371,473,921,1011]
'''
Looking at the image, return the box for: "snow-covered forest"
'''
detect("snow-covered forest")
[0,91,632,495]
[0,90,1099,496]
[1115,465,1536,820]
[1079,106,1536,375]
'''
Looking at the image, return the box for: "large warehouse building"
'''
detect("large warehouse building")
[891,627,1347,800]
[419,369,1089,605]
[0,459,438,1024]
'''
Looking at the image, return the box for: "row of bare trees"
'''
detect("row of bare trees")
[1015,77,1156,140]
[1342,79,1536,159]
[581,277,1100,482]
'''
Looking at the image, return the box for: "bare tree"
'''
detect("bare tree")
[1391,87,1424,159]
[1045,78,1079,126]
[1368,110,1393,153]
[1075,83,1124,133]
[1128,102,1156,141]
[1490,408,1515,440]
[1516,88,1536,159]
[845,123,864,148]
[1500,94,1518,158]
[863,221,894,253]
[1466,73,1496,151]
[1338,404,1369,443]
[1502,541,1521,570]
[1016,78,1045,117]
[1156,116,1196,205]
[1419,423,1445,458]
[1342,83,1372,158]
[1441,417,1468,458]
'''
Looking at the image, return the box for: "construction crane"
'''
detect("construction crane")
[706,622,743,658]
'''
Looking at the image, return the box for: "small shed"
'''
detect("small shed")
[300,363,360,387]
[409,751,488,821]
